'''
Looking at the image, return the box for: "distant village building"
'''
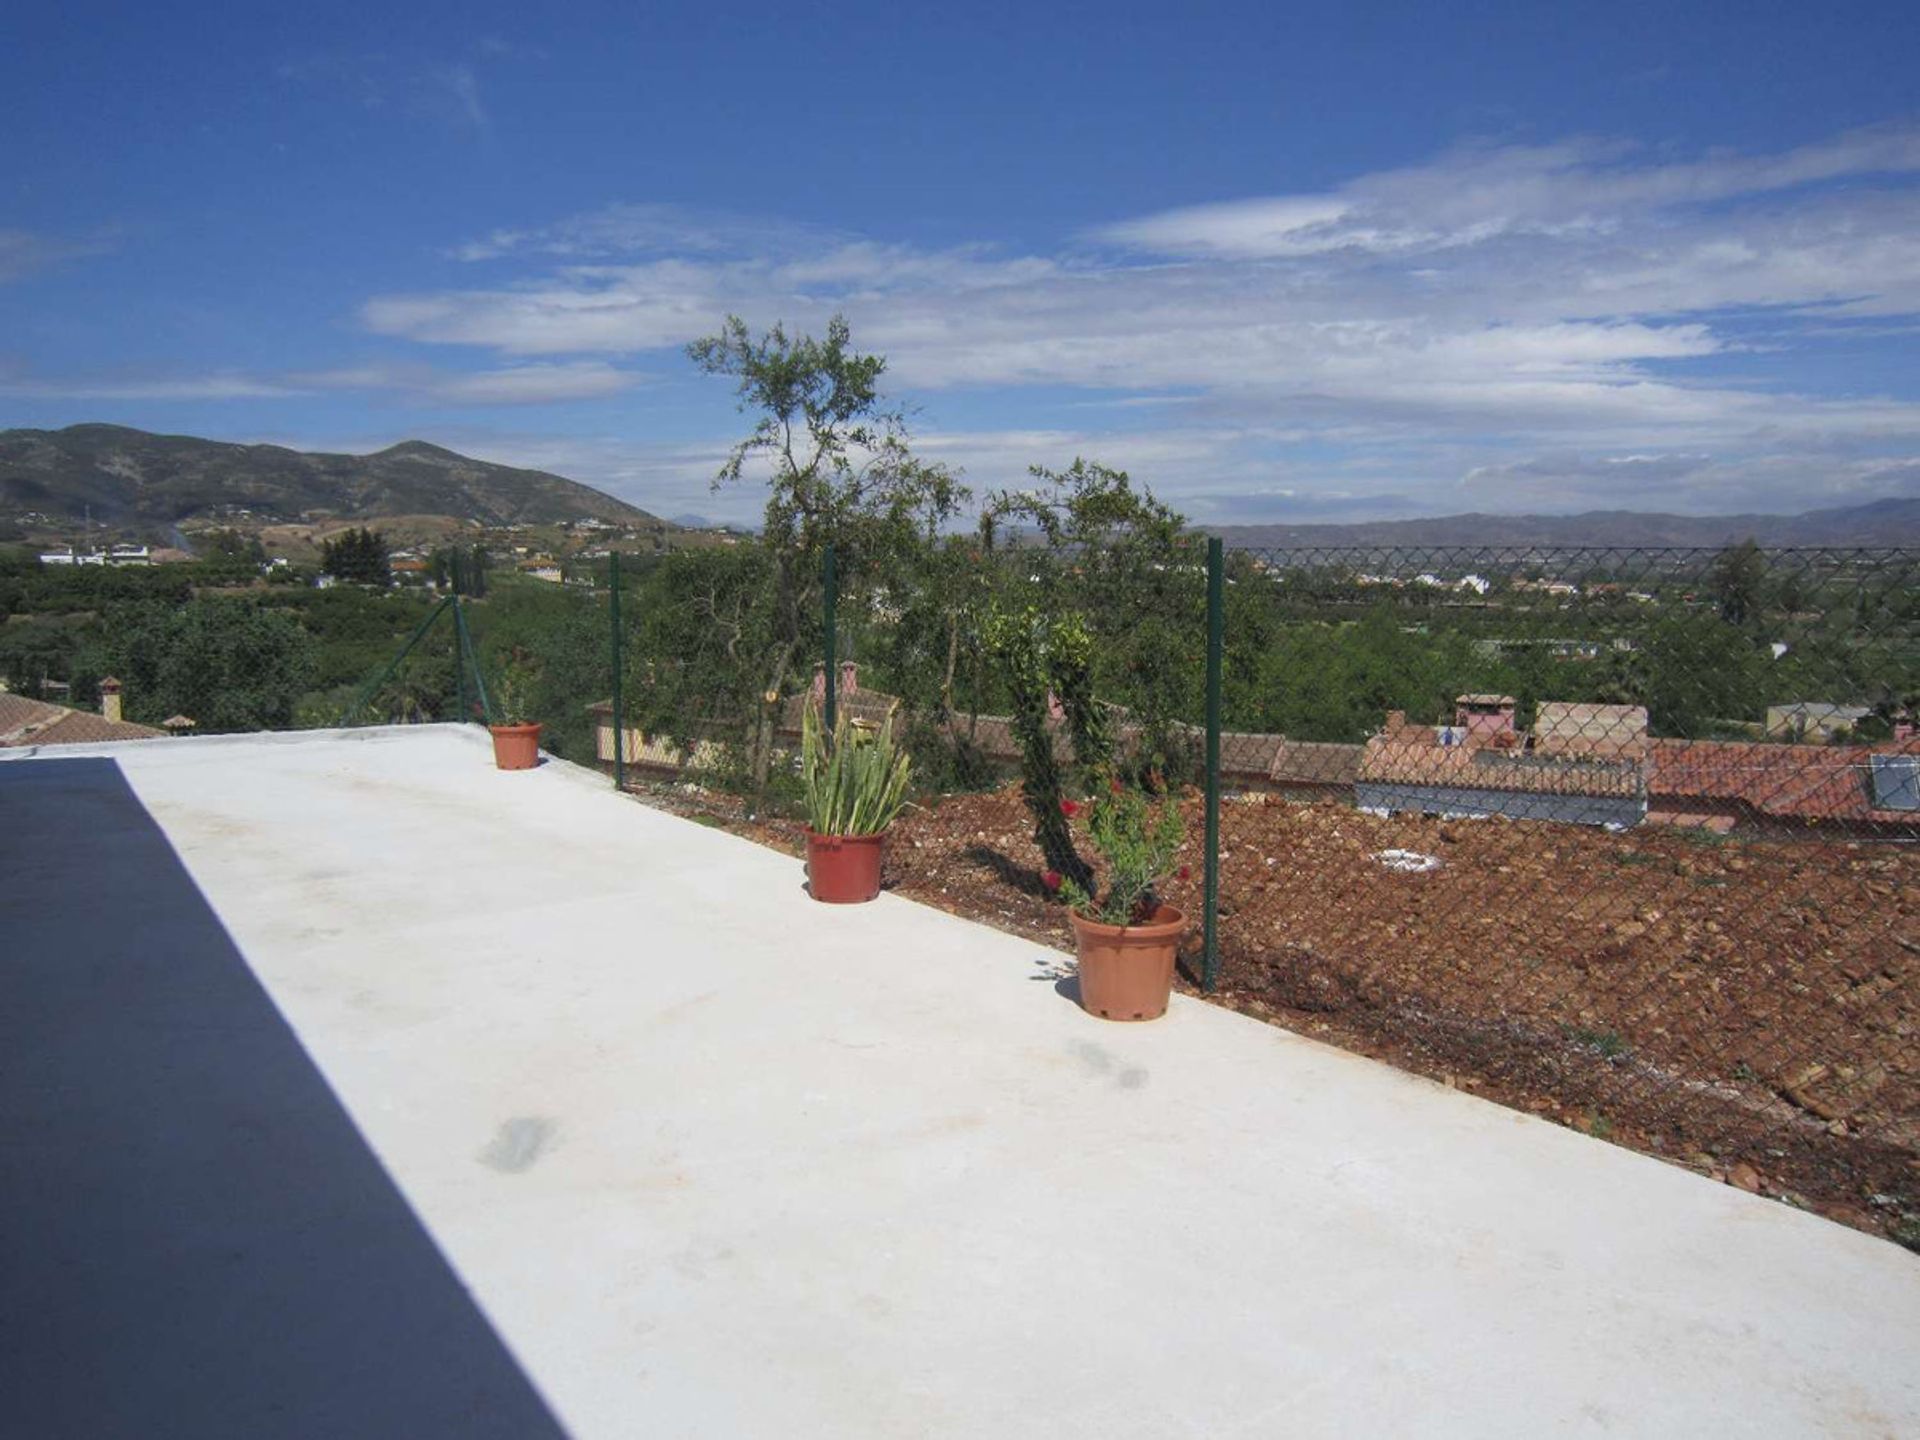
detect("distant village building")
[37,545,153,567]
[1765,702,1872,742]
[1355,697,1649,829]
[581,667,1919,840]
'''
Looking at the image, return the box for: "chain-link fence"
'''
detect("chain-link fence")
[1194,545,1918,1244]
[7,535,1913,1241]
[586,538,1917,1242]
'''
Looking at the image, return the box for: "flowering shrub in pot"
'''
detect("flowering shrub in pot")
[1053,780,1188,1021]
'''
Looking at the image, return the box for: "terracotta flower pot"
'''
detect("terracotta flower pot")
[489,722,543,771]
[805,828,885,903]
[1069,904,1185,1021]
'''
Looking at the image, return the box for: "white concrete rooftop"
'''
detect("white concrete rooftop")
[4,724,1917,1437]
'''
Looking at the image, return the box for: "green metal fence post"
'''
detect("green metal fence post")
[453,591,468,722]
[453,596,492,725]
[823,544,838,735]
[338,593,454,726]
[1203,536,1224,991]
[609,552,625,791]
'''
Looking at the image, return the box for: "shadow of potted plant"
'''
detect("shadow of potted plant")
[488,665,542,771]
[801,703,912,903]
[1053,781,1188,1021]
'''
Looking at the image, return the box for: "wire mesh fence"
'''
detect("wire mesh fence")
[7,533,1913,1240]
[587,537,1917,1241]
[1193,545,1918,1241]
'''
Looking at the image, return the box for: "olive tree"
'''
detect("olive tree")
[688,314,965,788]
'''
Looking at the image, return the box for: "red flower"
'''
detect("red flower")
[1177,864,1191,880]
[1041,869,1062,893]
[1059,798,1081,818]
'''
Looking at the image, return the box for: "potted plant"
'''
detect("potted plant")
[1053,781,1188,1021]
[488,666,542,770]
[800,702,912,903]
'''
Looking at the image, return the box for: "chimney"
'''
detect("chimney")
[1383,710,1407,733]
[99,676,123,724]
[839,660,858,694]
[1454,693,1516,744]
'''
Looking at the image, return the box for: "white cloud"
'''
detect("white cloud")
[421,62,487,133]
[0,227,115,283]
[359,125,1920,517]
[0,371,301,400]
[1459,451,1920,515]
[276,50,498,135]
[39,124,1920,521]
[1095,122,1920,259]
[296,360,639,404]
[4,361,641,407]
[448,204,850,263]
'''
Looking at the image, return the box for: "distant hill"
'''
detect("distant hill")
[0,424,662,530]
[1206,497,1920,550]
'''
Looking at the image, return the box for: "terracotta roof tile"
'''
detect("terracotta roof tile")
[0,692,66,741]
[1268,740,1363,786]
[1359,730,1645,798]
[1649,737,1920,823]
[0,692,166,747]
[1533,703,1649,759]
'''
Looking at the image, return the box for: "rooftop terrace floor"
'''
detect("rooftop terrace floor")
[4,725,1917,1437]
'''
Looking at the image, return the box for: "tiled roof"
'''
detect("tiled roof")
[1360,728,1645,798]
[1533,703,1650,760]
[779,686,901,734]
[1649,737,1920,823]
[1268,740,1364,786]
[0,692,62,737]
[1215,731,1282,777]
[0,692,167,747]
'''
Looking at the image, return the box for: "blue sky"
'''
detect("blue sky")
[4,1,1920,524]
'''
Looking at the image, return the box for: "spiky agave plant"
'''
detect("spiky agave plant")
[801,703,914,836]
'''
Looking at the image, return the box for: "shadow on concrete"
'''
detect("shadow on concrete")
[0,758,569,1439]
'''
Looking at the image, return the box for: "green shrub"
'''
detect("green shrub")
[1055,781,1187,926]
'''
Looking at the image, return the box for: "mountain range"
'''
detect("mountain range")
[0,424,662,531]
[1206,497,1920,549]
[4,424,1914,548]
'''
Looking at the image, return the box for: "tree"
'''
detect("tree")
[200,528,266,564]
[431,543,490,596]
[982,459,1201,777]
[688,314,965,788]
[100,599,315,731]
[1709,538,1766,627]
[321,528,392,587]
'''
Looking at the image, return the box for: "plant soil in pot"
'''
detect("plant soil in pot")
[805,828,886,903]
[490,722,542,770]
[1070,904,1184,1021]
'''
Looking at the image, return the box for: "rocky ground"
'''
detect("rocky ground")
[627,777,1919,1249]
